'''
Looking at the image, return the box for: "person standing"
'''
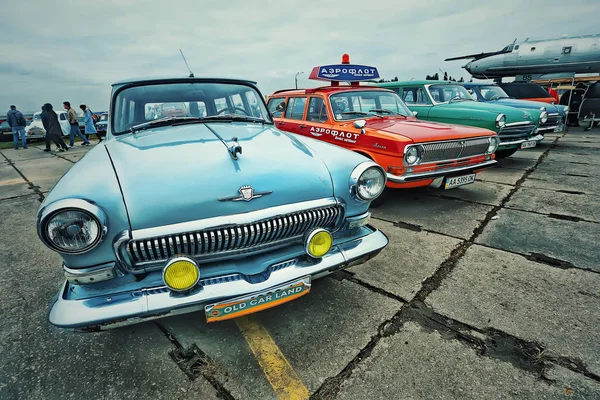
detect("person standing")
[63,101,90,147]
[41,103,69,152]
[79,104,97,144]
[6,105,28,149]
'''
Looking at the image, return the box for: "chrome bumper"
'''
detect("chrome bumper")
[499,134,544,147]
[386,159,497,183]
[48,226,388,331]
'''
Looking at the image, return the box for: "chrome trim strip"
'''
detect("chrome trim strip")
[387,160,498,183]
[63,263,116,284]
[500,134,544,146]
[48,227,389,330]
[131,198,339,240]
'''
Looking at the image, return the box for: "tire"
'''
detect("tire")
[495,148,519,158]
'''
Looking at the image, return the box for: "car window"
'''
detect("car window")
[329,90,412,121]
[60,114,66,121]
[402,87,430,105]
[285,97,307,120]
[306,97,328,123]
[267,97,286,118]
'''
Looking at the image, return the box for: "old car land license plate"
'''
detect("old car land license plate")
[445,174,476,189]
[204,277,311,323]
[521,140,537,149]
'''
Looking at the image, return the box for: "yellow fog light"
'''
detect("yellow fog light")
[305,229,333,259]
[163,256,200,292]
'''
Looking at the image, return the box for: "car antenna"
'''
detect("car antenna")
[179,49,194,78]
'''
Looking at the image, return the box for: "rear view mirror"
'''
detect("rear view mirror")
[275,101,286,112]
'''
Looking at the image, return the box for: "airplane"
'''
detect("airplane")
[445,34,600,82]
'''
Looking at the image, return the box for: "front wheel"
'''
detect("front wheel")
[494,148,519,158]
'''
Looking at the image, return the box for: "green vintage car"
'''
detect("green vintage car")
[374,81,545,158]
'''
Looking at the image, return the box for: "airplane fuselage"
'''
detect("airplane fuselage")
[464,34,600,79]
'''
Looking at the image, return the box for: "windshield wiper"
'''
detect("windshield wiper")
[369,109,408,117]
[342,111,383,119]
[449,97,474,103]
[200,114,267,124]
[130,116,203,133]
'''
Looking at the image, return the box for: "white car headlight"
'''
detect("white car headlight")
[539,111,548,124]
[495,114,506,129]
[37,199,107,254]
[350,162,386,202]
[487,136,500,154]
[404,145,424,166]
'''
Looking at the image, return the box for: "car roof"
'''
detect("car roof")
[111,75,257,86]
[270,85,395,96]
[376,80,459,86]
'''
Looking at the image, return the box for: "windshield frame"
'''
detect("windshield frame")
[328,89,412,122]
[110,78,273,135]
[426,84,474,104]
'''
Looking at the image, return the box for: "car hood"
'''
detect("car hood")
[106,123,334,230]
[493,98,560,113]
[434,101,535,123]
[365,118,494,142]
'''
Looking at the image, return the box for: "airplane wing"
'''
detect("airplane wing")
[444,50,511,62]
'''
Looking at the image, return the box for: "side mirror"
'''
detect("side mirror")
[412,111,418,117]
[275,101,286,112]
[353,119,367,134]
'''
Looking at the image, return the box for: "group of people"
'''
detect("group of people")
[6,102,100,152]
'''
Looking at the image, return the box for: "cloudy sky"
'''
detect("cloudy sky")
[1,0,598,114]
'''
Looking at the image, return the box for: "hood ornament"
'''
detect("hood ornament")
[218,185,273,202]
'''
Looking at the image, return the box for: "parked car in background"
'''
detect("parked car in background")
[498,82,557,104]
[269,57,499,194]
[376,80,542,158]
[36,75,388,331]
[95,112,108,137]
[26,110,70,138]
[462,82,568,135]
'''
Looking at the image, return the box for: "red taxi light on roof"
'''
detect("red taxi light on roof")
[308,55,380,85]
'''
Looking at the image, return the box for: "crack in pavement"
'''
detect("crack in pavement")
[311,135,577,399]
[0,150,46,202]
[155,322,236,400]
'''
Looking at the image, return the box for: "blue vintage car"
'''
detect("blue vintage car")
[462,82,568,135]
[36,76,389,331]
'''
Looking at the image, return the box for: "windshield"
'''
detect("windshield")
[428,85,473,103]
[99,114,108,121]
[479,86,509,100]
[329,90,412,121]
[112,82,272,134]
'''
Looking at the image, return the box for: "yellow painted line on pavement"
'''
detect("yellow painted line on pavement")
[236,315,310,400]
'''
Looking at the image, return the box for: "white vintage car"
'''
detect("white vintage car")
[26,110,70,138]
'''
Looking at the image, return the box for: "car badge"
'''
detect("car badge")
[218,185,273,202]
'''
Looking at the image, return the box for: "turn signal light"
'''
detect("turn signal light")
[163,257,200,292]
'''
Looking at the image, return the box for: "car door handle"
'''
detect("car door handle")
[299,124,306,128]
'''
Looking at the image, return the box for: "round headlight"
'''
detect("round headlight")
[350,162,386,202]
[404,145,424,166]
[487,136,499,154]
[163,256,200,292]
[305,229,333,259]
[45,210,101,253]
[357,166,385,201]
[38,199,108,254]
[495,114,506,129]
[539,111,548,124]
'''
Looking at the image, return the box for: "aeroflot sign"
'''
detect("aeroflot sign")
[309,64,380,82]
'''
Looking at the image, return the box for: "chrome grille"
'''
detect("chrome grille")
[421,137,490,163]
[499,123,536,141]
[127,205,342,267]
[538,114,560,133]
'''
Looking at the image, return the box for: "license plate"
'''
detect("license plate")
[521,140,537,149]
[445,174,476,189]
[204,277,311,323]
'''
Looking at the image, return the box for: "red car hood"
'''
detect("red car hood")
[365,118,494,143]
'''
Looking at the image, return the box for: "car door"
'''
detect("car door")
[294,96,334,142]
[279,96,308,134]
